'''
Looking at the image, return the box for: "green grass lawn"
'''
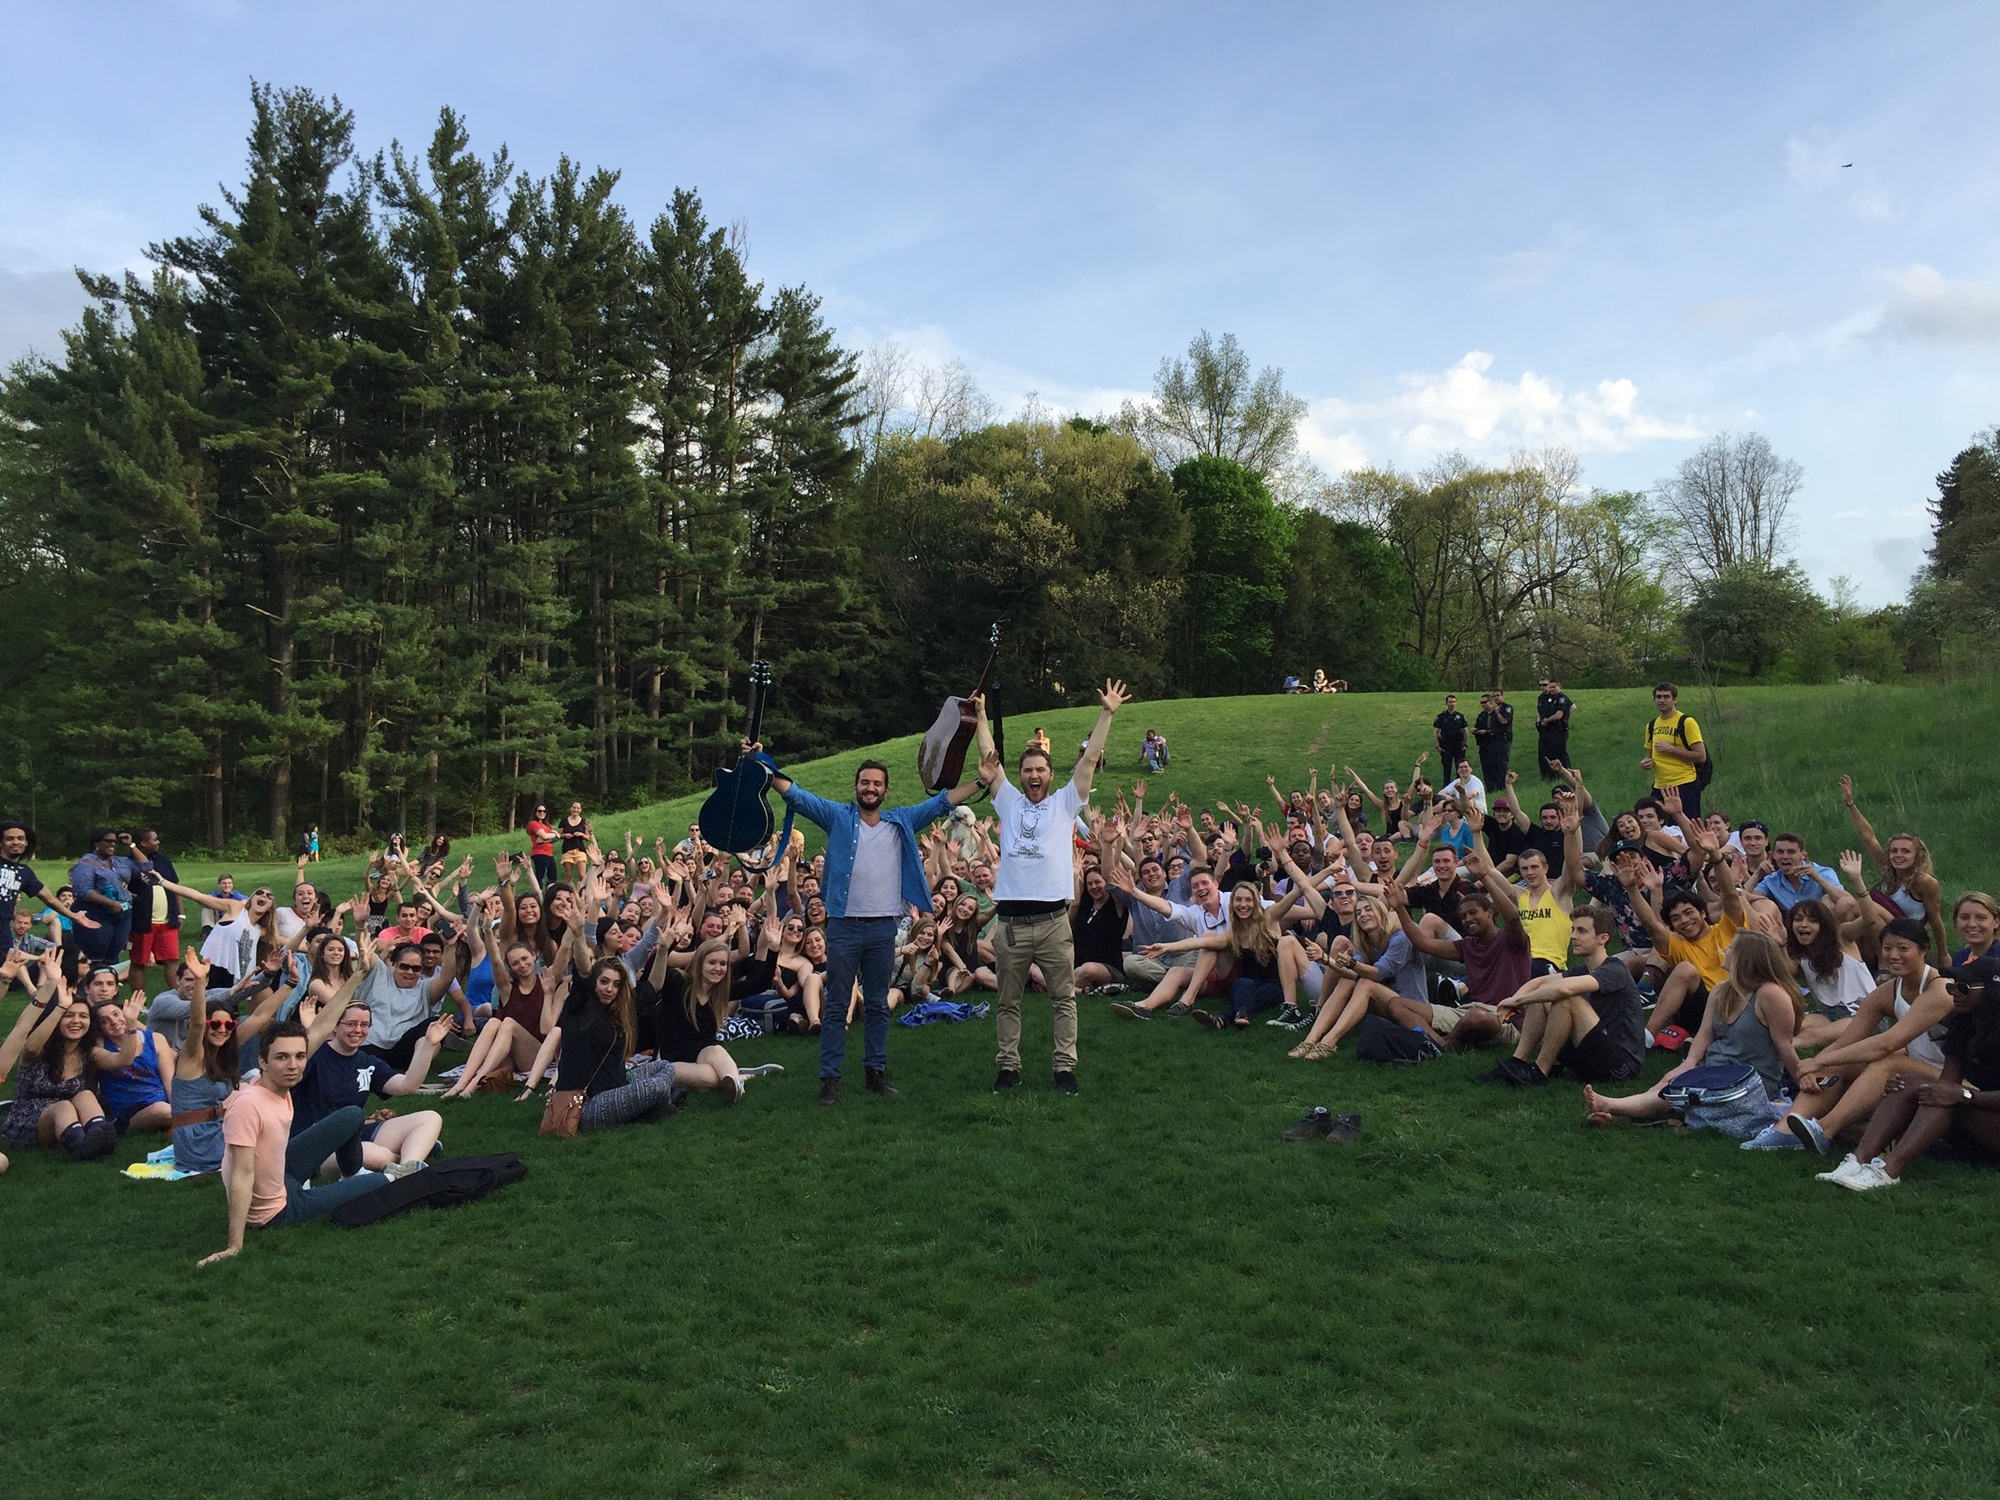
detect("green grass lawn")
[4,1015,1999,1498]
[7,680,2000,1498]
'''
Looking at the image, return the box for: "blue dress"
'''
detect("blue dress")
[170,1071,234,1173]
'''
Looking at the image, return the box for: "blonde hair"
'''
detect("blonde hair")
[1225,884,1279,967]
[1713,930,1805,1028]
[1352,896,1394,963]
[1882,833,1935,895]
[1952,891,2000,926]
[684,937,734,1027]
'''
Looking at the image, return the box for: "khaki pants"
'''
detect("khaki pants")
[994,911,1077,1073]
[1120,954,1168,988]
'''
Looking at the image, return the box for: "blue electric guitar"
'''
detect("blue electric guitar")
[698,661,777,855]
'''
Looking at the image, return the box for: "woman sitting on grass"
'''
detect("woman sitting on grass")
[1784,889,1883,1049]
[1583,931,1808,1130]
[885,918,942,1014]
[774,923,827,1034]
[1817,956,2000,1191]
[518,950,679,1130]
[441,942,570,1098]
[1141,880,1310,1030]
[1841,775,1947,953]
[2,966,143,1162]
[936,894,995,995]
[1289,895,1426,1059]
[1949,891,1999,967]
[169,949,287,1174]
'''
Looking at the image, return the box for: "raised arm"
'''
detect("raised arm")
[1838,775,1890,870]
[1383,879,1459,960]
[1617,862,1676,952]
[1344,768,1387,814]
[1070,679,1129,801]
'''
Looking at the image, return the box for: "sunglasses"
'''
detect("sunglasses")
[206,1016,237,1033]
[1332,890,1358,900]
[393,962,424,974]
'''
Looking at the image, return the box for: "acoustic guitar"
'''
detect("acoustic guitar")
[698,661,777,854]
[918,622,1004,792]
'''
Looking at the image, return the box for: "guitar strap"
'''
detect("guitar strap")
[740,751,797,874]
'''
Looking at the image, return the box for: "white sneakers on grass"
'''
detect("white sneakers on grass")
[1815,1152,1898,1192]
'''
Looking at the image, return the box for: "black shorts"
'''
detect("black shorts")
[1558,1021,1643,1085]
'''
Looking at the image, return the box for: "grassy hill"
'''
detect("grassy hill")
[43,678,2000,900]
[7,679,2000,1498]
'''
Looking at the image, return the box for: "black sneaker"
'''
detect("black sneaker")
[1266,1005,1304,1029]
[1513,1060,1549,1087]
[993,1069,1022,1092]
[1415,1034,1443,1062]
[1099,983,1129,996]
[1328,1111,1362,1143]
[1282,1106,1333,1141]
[865,1068,900,1097]
[1053,1071,1079,1095]
[82,1117,119,1160]
[818,1077,840,1107]
[1110,1002,1151,1021]
[1476,1058,1519,1085]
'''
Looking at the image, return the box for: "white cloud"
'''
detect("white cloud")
[1874,263,2000,345]
[1298,351,1702,471]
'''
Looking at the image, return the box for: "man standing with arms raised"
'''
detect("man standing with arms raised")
[758,730,986,1106]
[975,680,1129,1094]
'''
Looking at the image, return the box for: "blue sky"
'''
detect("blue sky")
[5,1,1999,602]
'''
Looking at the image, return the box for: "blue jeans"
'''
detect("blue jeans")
[1230,978,1284,1021]
[271,1106,388,1226]
[820,917,898,1078]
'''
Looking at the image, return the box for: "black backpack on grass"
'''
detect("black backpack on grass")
[1354,1014,1427,1067]
[331,1152,528,1228]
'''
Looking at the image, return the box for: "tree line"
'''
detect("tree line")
[0,87,1931,853]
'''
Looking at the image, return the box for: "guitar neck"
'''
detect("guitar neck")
[743,666,769,749]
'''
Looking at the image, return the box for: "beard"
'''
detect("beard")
[856,787,885,811]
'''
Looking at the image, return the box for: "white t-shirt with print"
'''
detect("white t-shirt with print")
[991,779,1085,905]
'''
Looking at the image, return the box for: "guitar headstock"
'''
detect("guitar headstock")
[749,660,772,688]
[989,620,1006,648]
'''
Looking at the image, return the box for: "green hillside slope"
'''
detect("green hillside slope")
[46,679,2000,901]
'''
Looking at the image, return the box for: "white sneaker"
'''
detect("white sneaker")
[1816,1152,1866,1185]
[1841,1157,1899,1192]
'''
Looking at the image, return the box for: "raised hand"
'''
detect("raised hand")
[1099,679,1131,713]
[1839,773,1855,805]
[978,744,1002,785]
[1661,786,1684,820]
[1838,849,1865,884]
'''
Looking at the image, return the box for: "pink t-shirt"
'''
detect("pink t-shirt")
[222,1083,293,1227]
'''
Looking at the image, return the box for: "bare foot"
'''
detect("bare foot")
[1582,1085,1614,1126]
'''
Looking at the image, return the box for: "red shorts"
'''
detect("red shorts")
[129,927,181,966]
[1198,956,1239,997]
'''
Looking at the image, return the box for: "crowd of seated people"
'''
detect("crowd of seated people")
[4,680,1998,1246]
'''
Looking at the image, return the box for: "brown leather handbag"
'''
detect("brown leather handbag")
[538,1088,584,1138]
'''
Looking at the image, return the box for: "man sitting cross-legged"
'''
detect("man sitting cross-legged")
[1753,917,1952,1158]
[1485,905,1648,1088]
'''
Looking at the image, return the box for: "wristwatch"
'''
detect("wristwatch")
[1962,1085,1978,1105]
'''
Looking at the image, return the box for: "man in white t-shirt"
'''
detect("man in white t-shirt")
[973,679,1129,1094]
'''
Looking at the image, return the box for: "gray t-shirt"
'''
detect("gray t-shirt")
[362,963,431,1049]
[844,818,904,919]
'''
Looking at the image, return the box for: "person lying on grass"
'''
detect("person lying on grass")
[1582,931,1808,1128]
[1756,918,1951,1156]
[1815,956,2000,1190]
[1484,906,1647,1088]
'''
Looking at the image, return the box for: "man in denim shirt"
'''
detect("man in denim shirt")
[757,727,986,1106]
[70,826,133,968]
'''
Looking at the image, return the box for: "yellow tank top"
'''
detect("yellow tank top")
[1517,884,1568,966]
